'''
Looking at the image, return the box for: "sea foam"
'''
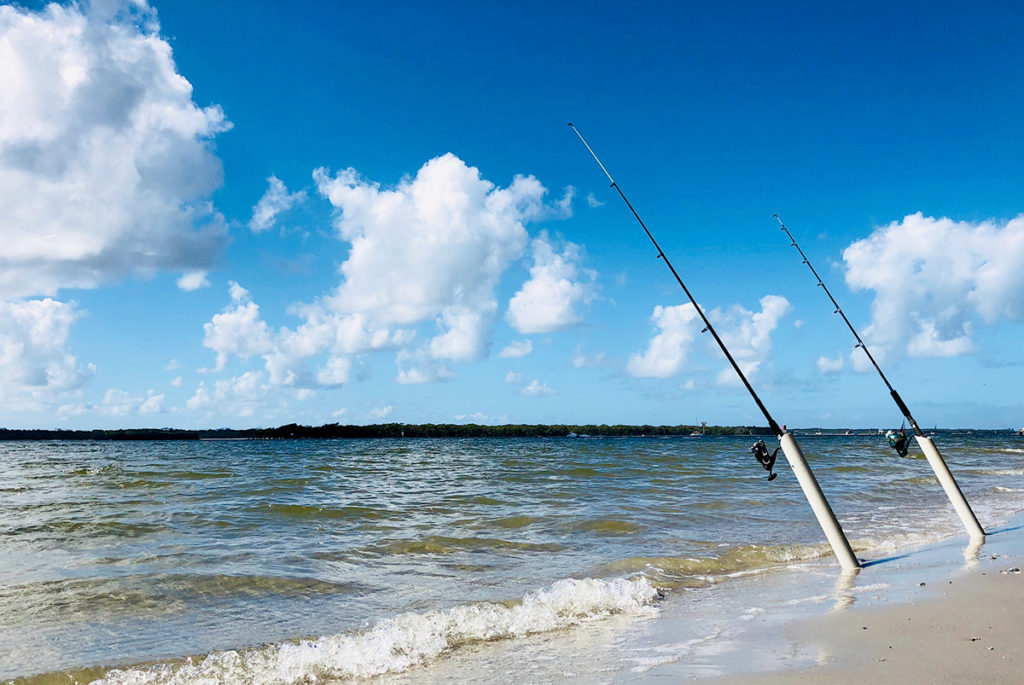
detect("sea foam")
[95,576,659,684]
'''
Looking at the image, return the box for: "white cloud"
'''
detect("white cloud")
[586,192,605,208]
[0,1,229,300]
[555,185,576,217]
[453,412,498,423]
[186,371,270,418]
[199,154,572,392]
[369,405,393,419]
[170,375,183,387]
[331,408,347,418]
[165,358,181,371]
[627,295,790,383]
[249,175,306,233]
[176,270,210,291]
[101,388,164,416]
[316,356,352,387]
[816,354,844,374]
[506,232,596,334]
[844,213,1024,359]
[627,303,702,378]
[504,371,523,385]
[499,339,533,358]
[313,153,549,361]
[201,282,274,371]
[709,295,791,384]
[395,350,453,385]
[520,379,556,397]
[0,298,93,409]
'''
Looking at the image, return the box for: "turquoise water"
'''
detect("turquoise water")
[1,434,1022,681]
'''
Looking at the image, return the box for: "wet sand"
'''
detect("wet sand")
[704,521,1024,684]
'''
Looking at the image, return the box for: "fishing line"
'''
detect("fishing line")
[773,215,985,538]
[569,123,782,439]
[772,214,922,436]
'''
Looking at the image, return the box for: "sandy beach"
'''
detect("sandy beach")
[704,521,1024,684]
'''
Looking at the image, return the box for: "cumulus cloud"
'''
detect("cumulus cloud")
[249,175,306,233]
[0,1,230,299]
[176,270,210,291]
[626,303,702,378]
[504,371,523,385]
[198,155,576,395]
[102,388,164,416]
[369,405,393,419]
[201,282,274,372]
[187,371,271,418]
[506,232,596,334]
[816,354,844,374]
[710,295,791,384]
[844,213,1024,359]
[627,295,790,383]
[316,356,352,387]
[394,350,453,385]
[0,298,93,408]
[312,154,546,359]
[520,379,556,397]
[499,339,533,358]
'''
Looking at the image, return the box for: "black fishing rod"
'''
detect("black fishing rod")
[772,214,922,438]
[569,125,865,569]
[774,214,985,538]
[570,123,782,439]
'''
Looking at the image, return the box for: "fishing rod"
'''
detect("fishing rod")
[570,123,860,570]
[773,214,985,538]
[773,215,922,439]
[570,123,781,439]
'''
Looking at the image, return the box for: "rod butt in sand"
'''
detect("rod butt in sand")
[915,435,986,539]
[779,432,861,571]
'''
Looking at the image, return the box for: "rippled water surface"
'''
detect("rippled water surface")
[1,434,1022,681]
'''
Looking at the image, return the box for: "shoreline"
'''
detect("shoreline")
[687,514,1024,683]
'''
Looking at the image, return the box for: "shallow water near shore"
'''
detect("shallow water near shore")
[1,433,1022,682]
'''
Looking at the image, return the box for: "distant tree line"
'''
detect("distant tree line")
[0,423,771,441]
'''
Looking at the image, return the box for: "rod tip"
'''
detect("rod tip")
[567,122,574,127]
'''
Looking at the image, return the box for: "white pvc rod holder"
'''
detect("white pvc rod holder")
[915,435,985,539]
[779,432,861,571]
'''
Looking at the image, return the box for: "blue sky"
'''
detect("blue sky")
[1,0,1022,429]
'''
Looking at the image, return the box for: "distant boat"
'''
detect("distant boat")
[844,430,853,435]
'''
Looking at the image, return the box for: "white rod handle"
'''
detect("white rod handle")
[779,433,861,570]
[914,435,985,539]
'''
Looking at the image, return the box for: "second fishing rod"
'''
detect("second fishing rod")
[774,214,985,539]
[570,123,860,571]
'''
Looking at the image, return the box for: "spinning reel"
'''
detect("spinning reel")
[750,439,779,481]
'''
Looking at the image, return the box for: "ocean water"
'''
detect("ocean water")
[1,433,1022,682]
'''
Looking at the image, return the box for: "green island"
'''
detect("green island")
[0,423,768,440]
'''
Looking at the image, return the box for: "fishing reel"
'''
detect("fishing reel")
[750,439,779,481]
[886,423,910,457]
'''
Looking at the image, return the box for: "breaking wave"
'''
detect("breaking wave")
[90,576,659,684]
